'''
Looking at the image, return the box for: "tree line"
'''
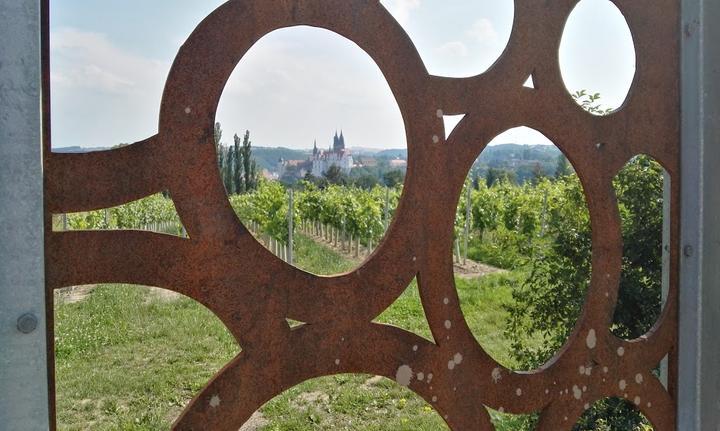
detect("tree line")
[214,122,258,194]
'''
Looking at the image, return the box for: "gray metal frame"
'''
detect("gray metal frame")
[0,0,50,429]
[678,0,720,429]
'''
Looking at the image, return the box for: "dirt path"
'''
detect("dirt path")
[239,411,269,430]
[54,285,97,304]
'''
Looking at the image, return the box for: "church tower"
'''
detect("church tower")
[333,130,345,152]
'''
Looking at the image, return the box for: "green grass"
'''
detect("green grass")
[55,236,528,430]
[293,234,357,275]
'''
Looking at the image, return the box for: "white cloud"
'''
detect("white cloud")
[438,41,469,58]
[466,18,498,44]
[380,0,421,26]
[216,27,407,149]
[51,28,167,94]
[50,27,170,147]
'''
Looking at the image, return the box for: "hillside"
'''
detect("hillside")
[250,147,311,171]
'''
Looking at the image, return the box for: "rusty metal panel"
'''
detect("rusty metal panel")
[43,1,681,429]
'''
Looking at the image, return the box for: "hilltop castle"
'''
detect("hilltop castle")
[311,131,354,177]
[277,131,354,179]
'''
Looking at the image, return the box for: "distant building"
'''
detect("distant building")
[261,169,278,181]
[388,158,408,171]
[311,131,354,177]
[277,131,354,179]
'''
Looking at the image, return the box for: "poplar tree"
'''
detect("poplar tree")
[233,133,245,194]
[224,146,235,195]
[241,130,256,191]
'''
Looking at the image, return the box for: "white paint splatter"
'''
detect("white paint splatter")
[635,373,644,384]
[432,135,440,144]
[584,403,590,410]
[448,360,456,370]
[585,367,592,376]
[417,372,425,381]
[619,380,627,391]
[453,353,463,364]
[443,297,449,305]
[184,107,192,114]
[579,365,586,375]
[617,346,625,357]
[572,385,582,400]
[209,394,221,408]
[491,368,502,383]
[603,366,609,374]
[396,365,413,387]
[634,396,641,406]
[516,388,522,396]
[427,373,433,383]
[436,109,444,118]
[582,386,587,392]
[335,359,340,366]
[444,320,452,329]
[498,407,505,413]
[432,396,438,402]
[586,329,597,349]
[413,345,419,352]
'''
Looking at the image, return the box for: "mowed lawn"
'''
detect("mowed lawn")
[55,235,529,430]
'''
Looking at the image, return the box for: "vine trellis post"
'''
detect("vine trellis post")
[0,0,718,430]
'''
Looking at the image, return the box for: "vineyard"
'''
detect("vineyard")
[59,155,661,277]
[56,155,665,430]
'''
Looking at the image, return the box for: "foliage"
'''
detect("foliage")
[571,90,614,116]
[322,164,349,185]
[383,169,405,187]
[215,122,258,194]
[64,194,182,234]
[504,156,663,431]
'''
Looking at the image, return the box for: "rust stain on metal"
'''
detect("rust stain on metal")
[43,0,680,430]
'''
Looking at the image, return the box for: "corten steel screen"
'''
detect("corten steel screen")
[42,1,680,430]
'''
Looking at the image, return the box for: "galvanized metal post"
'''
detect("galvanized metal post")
[0,0,51,429]
[660,170,671,388]
[678,0,720,428]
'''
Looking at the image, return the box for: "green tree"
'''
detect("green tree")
[382,170,404,187]
[323,165,348,185]
[224,146,236,195]
[215,122,227,189]
[555,153,572,177]
[354,173,379,190]
[240,130,256,191]
[486,168,516,187]
[233,133,245,194]
[505,157,663,430]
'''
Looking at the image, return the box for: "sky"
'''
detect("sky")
[50,0,636,151]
